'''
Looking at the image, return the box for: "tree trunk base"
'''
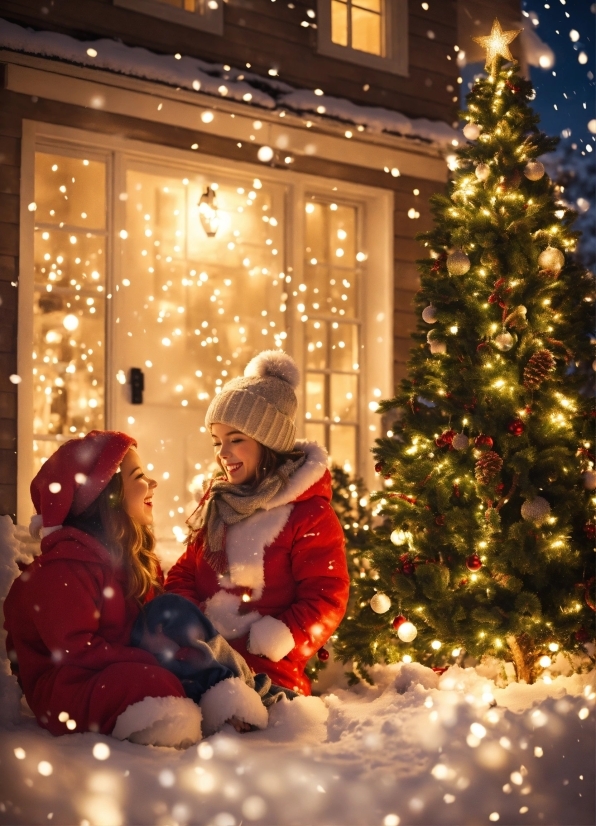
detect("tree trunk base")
[506,634,536,684]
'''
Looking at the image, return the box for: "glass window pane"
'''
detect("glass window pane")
[305,373,326,421]
[122,167,286,409]
[305,422,326,447]
[331,373,358,422]
[330,424,357,474]
[351,8,382,55]
[34,153,106,229]
[33,155,106,454]
[330,205,356,267]
[331,0,348,46]
[330,322,359,371]
[331,269,357,317]
[305,320,328,370]
[305,202,328,265]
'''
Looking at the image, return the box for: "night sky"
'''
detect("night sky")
[461,1,595,154]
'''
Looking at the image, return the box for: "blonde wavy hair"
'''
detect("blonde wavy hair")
[64,472,163,602]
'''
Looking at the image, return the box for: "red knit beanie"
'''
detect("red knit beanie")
[29,430,136,539]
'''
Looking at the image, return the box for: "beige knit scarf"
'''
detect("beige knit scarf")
[187,453,306,575]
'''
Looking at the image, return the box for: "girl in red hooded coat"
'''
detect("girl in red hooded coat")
[165,351,350,696]
[3,431,206,746]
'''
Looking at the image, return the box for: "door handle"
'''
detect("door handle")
[129,367,144,404]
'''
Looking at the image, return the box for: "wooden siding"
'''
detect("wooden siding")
[0,0,459,123]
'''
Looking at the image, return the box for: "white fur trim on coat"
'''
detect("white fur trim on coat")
[224,504,292,598]
[265,440,328,511]
[112,695,202,748]
[199,677,268,737]
[248,615,295,662]
[204,590,261,640]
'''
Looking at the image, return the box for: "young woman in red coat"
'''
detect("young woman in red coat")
[3,431,202,747]
[165,351,350,696]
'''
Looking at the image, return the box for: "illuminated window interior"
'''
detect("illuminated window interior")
[303,198,361,474]
[331,0,383,56]
[32,152,107,473]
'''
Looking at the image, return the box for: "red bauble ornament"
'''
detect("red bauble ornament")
[435,514,445,526]
[508,418,525,436]
[317,647,330,662]
[575,628,589,643]
[436,429,455,448]
[374,462,383,474]
[402,561,415,575]
[583,523,596,540]
[392,615,407,630]
[466,554,482,572]
[474,434,493,450]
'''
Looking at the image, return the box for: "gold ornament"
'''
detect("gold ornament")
[447,249,471,275]
[524,161,545,181]
[475,163,490,181]
[538,246,564,273]
[463,122,481,140]
[473,18,522,75]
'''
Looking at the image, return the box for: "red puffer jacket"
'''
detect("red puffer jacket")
[165,442,350,695]
[3,527,185,736]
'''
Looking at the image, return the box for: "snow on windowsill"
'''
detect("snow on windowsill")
[0,17,459,149]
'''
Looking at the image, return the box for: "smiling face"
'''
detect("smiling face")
[120,448,157,526]
[211,423,263,486]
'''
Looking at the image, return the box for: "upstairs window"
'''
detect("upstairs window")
[113,0,223,35]
[317,0,408,75]
[331,0,383,56]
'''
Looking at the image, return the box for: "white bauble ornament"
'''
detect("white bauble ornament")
[452,433,469,451]
[447,249,471,276]
[390,529,407,546]
[592,359,596,372]
[429,340,447,355]
[370,593,392,614]
[494,332,514,351]
[475,163,490,181]
[463,122,481,140]
[422,304,438,324]
[582,471,596,490]
[521,496,551,525]
[538,246,565,273]
[397,621,418,643]
[524,161,545,181]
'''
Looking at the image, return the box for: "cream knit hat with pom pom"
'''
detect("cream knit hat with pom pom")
[205,350,299,453]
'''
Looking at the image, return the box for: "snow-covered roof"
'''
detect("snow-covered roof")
[0,17,458,148]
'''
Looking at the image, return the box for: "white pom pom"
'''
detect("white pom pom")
[29,514,44,540]
[244,350,300,389]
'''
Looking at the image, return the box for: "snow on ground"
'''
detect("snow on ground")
[0,517,594,826]
[0,17,459,148]
[0,662,594,826]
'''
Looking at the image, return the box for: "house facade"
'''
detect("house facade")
[0,0,522,554]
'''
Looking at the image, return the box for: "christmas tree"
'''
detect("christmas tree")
[335,21,596,684]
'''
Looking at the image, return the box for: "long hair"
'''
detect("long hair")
[64,472,163,602]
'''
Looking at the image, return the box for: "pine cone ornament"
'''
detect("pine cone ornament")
[523,349,555,390]
[475,450,503,485]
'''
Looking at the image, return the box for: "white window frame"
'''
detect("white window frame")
[17,120,393,523]
[113,0,223,35]
[316,0,408,76]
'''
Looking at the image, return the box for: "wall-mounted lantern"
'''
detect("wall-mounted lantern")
[198,186,219,237]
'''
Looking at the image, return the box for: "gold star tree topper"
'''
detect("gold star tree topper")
[473,18,522,75]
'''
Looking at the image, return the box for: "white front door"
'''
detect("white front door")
[110,160,287,564]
